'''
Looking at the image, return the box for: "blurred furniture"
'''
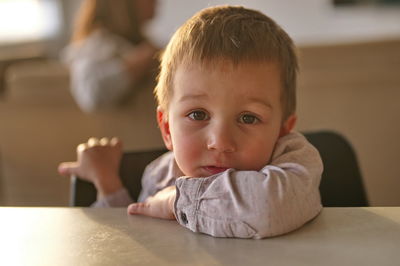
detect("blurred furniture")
[0,44,44,94]
[71,131,368,207]
[296,39,400,206]
[305,131,368,206]
[1,207,399,265]
[0,59,164,206]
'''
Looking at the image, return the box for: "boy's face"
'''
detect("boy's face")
[158,61,296,177]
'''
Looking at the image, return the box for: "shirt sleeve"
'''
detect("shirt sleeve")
[138,151,181,202]
[173,132,323,239]
[91,187,133,207]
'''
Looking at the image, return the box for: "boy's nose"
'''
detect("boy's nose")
[206,123,236,153]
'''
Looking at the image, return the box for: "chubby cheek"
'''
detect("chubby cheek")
[240,141,274,171]
[171,127,204,176]
[237,134,278,171]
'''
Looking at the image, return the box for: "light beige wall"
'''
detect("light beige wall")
[296,39,400,206]
[0,60,164,206]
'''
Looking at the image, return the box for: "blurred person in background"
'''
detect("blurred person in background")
[63,0,159,113]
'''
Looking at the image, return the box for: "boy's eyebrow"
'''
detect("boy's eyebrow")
[178,93,208,103]
[178,95,273,109]
[247,97,273,109]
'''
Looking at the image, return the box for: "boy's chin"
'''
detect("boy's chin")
[186,167,230,178]
[203,166,229,176]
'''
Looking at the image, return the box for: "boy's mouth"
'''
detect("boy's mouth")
[203,166,229,175]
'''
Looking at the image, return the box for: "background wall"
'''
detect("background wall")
[296,40,400,206]
[146,0,400,46]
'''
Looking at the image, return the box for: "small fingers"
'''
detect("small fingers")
[99,137,110,146]
[89,137,120,147]
[77,137,121,154]
[88,137,100,147]
[110,137,122,147]
[77,143,88,152]
[58,162,79,176]
[127,202,148,215]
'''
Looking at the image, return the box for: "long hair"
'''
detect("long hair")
[71,0,143,44]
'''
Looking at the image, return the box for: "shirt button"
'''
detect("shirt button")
[180,212,188,224]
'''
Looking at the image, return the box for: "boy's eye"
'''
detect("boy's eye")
[239,114,259,124]
[188,110,209,121]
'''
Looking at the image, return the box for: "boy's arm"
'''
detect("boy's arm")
[173,132,322,239]
[92,187,133,207]
[127,185,176,219]
[128,151,179,217]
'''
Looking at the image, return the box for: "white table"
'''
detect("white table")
[0,207,399,266]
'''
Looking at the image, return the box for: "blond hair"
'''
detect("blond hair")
[71,0,143,44]
[155,5,298,120]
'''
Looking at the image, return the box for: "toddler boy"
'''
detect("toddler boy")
[59,5,323,239]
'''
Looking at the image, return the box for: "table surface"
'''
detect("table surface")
[0,207,399,266]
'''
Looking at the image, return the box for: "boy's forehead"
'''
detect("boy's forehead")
[174,59,281,83]
[173,59,282,103]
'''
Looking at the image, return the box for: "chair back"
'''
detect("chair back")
[305,131,368,206]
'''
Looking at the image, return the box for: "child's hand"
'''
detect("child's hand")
[127,185,176,220]
[58,137,123,198]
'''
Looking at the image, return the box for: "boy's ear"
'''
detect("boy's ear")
[279,114,297,137]
[157,107,173,150]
